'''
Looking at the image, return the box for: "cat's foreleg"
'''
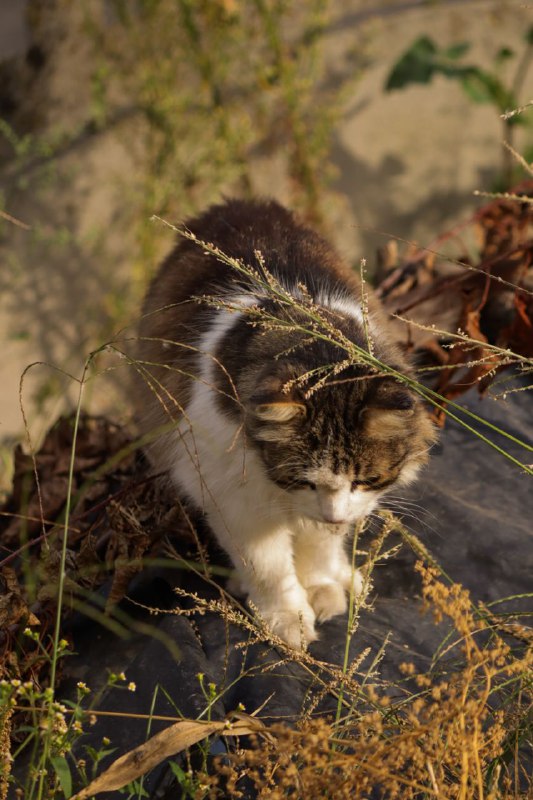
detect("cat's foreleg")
[294,524,363,623]
[212,516,318,648]
[172,425,317,647]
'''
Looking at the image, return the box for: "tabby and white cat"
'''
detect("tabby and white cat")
[136,199,435,648]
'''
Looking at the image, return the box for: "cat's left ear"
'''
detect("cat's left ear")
[252,402,306,423]
[363,383,415,440]
[249,367,306,423]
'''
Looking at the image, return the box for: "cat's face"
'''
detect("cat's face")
[246,366,436,525]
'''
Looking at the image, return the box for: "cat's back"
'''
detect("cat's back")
[142,198,361,316]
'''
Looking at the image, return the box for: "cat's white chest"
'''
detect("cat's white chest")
[169,371,281,520]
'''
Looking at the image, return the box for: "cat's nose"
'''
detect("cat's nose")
[318,491,349,525]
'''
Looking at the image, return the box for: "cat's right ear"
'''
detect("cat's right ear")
[252,402,306,423]
[362,380,416,439]
[362,406,414,439]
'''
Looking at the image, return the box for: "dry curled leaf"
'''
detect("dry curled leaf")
[0,413,171,681]
[378,180,533,412]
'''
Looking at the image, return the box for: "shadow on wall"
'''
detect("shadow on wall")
[0,131,143,430]
[331,136,497,263]
[0,0,29,62]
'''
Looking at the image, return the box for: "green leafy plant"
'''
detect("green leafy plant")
[385,29,533,186]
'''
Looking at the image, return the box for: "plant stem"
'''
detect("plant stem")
[36,361,88,800]
[334,520,362,736]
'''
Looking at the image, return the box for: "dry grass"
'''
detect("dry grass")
[199,564,531,799]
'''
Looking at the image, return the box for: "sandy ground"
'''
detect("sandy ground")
[0,0,531,454]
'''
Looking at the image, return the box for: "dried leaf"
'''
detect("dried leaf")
[71,716,266,799]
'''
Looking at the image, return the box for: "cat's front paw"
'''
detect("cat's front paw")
[261,607,317,649]
[307,582,347,623]
[338,565,365,598]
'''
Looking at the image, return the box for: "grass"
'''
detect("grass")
[201,562,532,799]
[3,512,529,798]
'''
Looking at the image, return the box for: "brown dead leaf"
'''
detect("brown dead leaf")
[501,292,533,357]
[0,567,28,628]
[0,413,149,679]
[71,715,266,799]
[476,191,532,259]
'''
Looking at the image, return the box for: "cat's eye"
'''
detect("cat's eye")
[351,477,379,490]
[298,480,316,490]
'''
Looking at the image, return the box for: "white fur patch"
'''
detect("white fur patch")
[396,459,424,486]
[297,466,379,524]
[170,290,258,508]
[316,290,364,325]
[198,292,257,379]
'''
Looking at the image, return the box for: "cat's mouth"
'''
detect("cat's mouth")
[322,516,348,526]
[300,510,350,529]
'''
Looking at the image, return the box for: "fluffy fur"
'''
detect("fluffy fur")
[136,199,436,648]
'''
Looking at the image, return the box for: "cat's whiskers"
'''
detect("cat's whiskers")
[382,499,427,518]
[383,495,438,522]
[380,499,440,537]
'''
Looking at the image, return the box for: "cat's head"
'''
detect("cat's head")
[245,362,437,525]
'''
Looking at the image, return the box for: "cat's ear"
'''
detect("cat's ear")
[363,407,414,439]
[249,366,306,423]
[363,382,415,439]
[252,402,306,423]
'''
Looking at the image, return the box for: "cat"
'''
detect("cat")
[135,198,436,648]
